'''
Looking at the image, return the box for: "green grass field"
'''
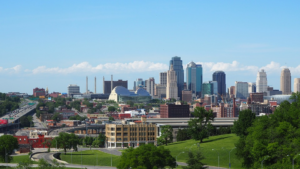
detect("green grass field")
[10,155,38,164]
[163,134,243,169]
[60,150,120,167]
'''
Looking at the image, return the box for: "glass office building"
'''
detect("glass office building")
[202,82,213,97]
[212,71,226,100]
[186,62,203,97]
[170,56,184,99]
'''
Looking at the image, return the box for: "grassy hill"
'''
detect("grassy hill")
[163,134,243,169]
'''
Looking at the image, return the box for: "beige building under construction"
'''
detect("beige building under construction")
[281,68,291,95]
[166,64,178,100]
[105,117,157,148]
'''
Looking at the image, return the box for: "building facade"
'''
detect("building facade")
[202,82,213,97]
[169,56,184,99]
[160,104,190,118]
[228,86,235,98]
[33,88,45,97]
[166,64,178,100]
[154,84,166,99]
[103,76,128,95]
[133,78,145,91]
[212,71,226,99]
[248,82,256,93]
[105,122,157,148]
[160,72,167,85]
[256,69,268,93]
[182,90,192,102]
[186,62,203,97]
[68,85,80,97]
[235,82,249,99]
[281,68,291,95]
[250,93,264,103]
[294,78,300,93]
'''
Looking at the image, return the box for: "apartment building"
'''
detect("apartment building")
[105,118,157,148]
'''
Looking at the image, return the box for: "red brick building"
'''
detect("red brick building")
[250,93,264,103]
[33,88,46,97]
[49,92,61,98]
[14,135,53,153]
[160,104,190,118]
[182,90,192,102]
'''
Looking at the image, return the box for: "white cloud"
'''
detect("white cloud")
[194,61,259,73]
[30,61,169,74]
[0,65,21,74]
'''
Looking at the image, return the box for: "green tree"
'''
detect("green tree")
[15,159,33,169]
[109,116,115,121]
[176,129,190,141]
[233,109,256,137]
[126,101,134,107]
[51,113,62,122]
[20,116,31,127]
[53,133,79,154]
[92,133,106,147]
[108,106,116,112]
[157,125,173,146]
[117,144,176,169]
[182,151,207,169]
[0,135,19,162]
[188,107,214,143]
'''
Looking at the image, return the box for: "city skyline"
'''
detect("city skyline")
[1,1,300,93]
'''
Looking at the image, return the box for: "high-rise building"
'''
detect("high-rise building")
[154,84,166,99]
[228,86,235,98]
[202,82,213,97]
[281,68,291,95]
[68,85,80,97]
[209,81,218,95]
[256,69,268,93]
[166,64,178,100]
[235,81,249,99]
[146,77,155,97]
[182,90,192,102]
[133,78,145,91]
[294,78,300,93]
[103,76,128,95]
[186,62,203,97]
[160,72,167,85]
[248,82,256,93]
[212,71,226,99]
[169,56,184,99]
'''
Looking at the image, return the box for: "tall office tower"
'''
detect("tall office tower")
[86,76,88,94]
[103,76,128,94]
[94,77,96,94]
[294,78,300,93]
[235,81,249,99]
[281,68,291,95]
[256,69,268,93]
[212,71,226,99]
[228,86,235,98]
[160,72,167,85]
[248,82,256,93]
[68,85,80,97]
[133,78,145,91]
[169,56,184,99]
[202,82,213,97]
[186,62,203,97]
[146,77,155,96]
[209,81,218,95]
[166,64,178,100]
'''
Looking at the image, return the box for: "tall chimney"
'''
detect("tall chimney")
[86,76,88,94]
[111,75,113,92]
[95,77,96,94]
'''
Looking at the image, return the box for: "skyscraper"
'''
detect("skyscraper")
[294,78,300,93]
[186,61,203,97]
[235,81,249,99]
[248,82,256,93]
[166,64,178,100]
[146,77,155,97]
[281,68,291,95]
[133,78,145,91]
[212,71,226,99]
[256,69,268,93]
[160,72,167,85]
[202,82,213,97]
[169,56,184,99]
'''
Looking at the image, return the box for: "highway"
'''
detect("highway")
[0,99,37,124]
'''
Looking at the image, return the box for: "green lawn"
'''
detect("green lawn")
[163,134,243,169]
[11,155,38,164]
[60,150,120,167]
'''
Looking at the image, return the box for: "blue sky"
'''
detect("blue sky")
[0,1,300,94]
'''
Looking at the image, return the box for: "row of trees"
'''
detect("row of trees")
[233,92,300,168]
[0,93,21,116]
[82,134,106,148]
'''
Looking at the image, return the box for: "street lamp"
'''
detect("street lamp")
[261,156,269,169]
[293,154,300,169]
[212,149,220,169]
[229,147,236,169]
[176,151,185,168]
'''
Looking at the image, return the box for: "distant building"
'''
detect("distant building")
[68,85,80,98]
[256,69,268,93]
[182,90,192,102]
[108,86,151,103]
[281,68,291,95]
[169,56,184,99]
[33,88,45,97]
[250,93,264,103]
[154,84,166,99]
[166,64,178,100]
[294,78,300,93]
[212,71,226,99]
[103,76,128,95]
[160,104,190,118]
[146,77,155,97]
[248,82,256,93]
[235,82,249,99]
[133,78,145,91]
[202,82,213,97]
[160,72,167,85]
[49,92,61,98]
[228,86,235,98]
[186,62,203,97]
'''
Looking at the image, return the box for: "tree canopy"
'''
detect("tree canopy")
[0,135,19,162]
[188,107,214,143]
[157,125,173,146]
[117,144,176,169]
[52,133,79,154]
[182,151,207,169]
[233,109,256,137]
[235,92,300,168]
[108,106,116,112]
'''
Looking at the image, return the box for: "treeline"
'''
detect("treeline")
[0,93,20,116]
[36,97,68,118]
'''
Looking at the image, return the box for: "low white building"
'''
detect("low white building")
[29,130,48,139]
[124,109,146,117]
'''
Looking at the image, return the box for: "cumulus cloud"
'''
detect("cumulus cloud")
[30,61,169,74]
[194,61,259,73]
[0,65,22,74]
